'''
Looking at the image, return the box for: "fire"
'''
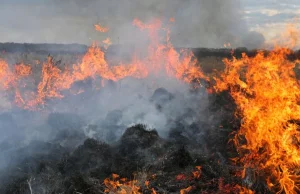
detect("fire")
[94,24,109,32]
[180,186,193,194]
[0,19,206,110]
[224,43,231,48]
[102,37,112,49]
[0,60,33,108]
[169,17,175,23]
[131,18,207,83]
[214,42,300,192]
[103,176,140,194]
[103,174,157,194]
[192,166,202,179]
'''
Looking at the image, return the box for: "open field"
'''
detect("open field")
[1,43,299,72]
[0,43,299,193]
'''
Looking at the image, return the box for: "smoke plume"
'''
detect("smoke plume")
[0,0,264,48]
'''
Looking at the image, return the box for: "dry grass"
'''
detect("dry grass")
[198,56,225,73]
[0,52,226,73]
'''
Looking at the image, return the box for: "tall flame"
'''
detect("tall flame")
[214,32,300,193]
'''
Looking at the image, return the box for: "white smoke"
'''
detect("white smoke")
[0,0,264,49]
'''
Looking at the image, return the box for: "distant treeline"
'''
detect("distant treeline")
[0,43,88,54]
[0,43,299,60]
[191,47,300,60]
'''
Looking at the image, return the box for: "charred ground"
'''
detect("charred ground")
[0,95,242,193]
[0,86,247,193]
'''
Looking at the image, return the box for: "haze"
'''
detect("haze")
[0,0,298,48]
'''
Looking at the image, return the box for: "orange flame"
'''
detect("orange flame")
[214,31,300,193]
[0,19,206,110]
[102,37,112,49]
[169,17,175,23]
[180,186,193,194]
[94,24,109,32]
[103,174,157,194]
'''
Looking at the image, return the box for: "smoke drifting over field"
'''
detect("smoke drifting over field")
[0,1,264,172]
[0,0,264,49]
[0,67,211,173]
[0,1,267,176]
[0,16,212,173]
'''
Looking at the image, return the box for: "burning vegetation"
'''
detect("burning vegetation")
[0,19,206,110]
[0,18,299,194]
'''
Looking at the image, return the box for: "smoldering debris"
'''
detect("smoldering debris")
[0,120,246,193]
[0,77,250,193]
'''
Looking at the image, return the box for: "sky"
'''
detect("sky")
[241,0,300,42]
[0,0,299,48]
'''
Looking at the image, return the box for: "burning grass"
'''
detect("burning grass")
[0,19,299,193]
[0,19,207,110]
[214,48,300,193]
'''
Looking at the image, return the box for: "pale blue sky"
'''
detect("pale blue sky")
[241,0,300,40]
[0,0,298,47]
